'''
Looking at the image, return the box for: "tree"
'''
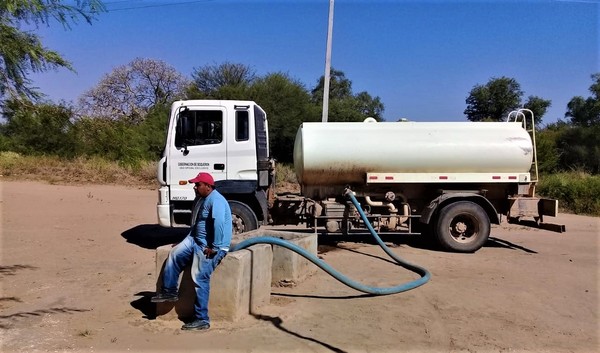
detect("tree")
[464,77,523,122]
[311,68,384,121]
[249,72,319,162]
[78,58,188,124]
[565,73,600,127]
[0,0,104,106]
[464,77,551,125]
[189,62,256,99]
[523,96,551,126]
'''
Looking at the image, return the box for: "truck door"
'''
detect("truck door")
[168,106,228,202]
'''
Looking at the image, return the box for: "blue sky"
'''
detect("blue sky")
[30,0,599,124]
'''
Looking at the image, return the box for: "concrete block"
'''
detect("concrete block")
[270,232,318,285]
[246,244,272,312]
[155,245,194,320]
[232,229,318,286]
[155,243,272,322]
[208,250,251,322]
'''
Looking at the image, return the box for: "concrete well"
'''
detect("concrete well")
[155,243,272,322]
[154,229,317,322]
[234,229,318,286]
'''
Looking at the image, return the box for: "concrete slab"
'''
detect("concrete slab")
[155,243,272,322]
[234,229,318,286]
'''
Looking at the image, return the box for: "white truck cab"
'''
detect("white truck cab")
[157,100,272,231]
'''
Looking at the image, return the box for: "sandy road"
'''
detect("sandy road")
[1,180,598,352]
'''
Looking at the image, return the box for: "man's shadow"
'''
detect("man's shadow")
[123,224,192,320]
[121,224,187,250]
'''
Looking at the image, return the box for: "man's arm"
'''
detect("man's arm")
[210,198,232,251]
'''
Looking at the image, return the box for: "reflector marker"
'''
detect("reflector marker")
[365,172,531,184]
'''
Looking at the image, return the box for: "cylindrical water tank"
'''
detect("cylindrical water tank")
[293,121,533,187]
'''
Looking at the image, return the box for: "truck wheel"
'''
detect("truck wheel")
[435,201,490,253]
[229,201,258,235]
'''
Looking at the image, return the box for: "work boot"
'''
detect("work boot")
[181,319,210,331]
[150,292,178,303]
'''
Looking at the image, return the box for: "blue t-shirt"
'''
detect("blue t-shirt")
[191,190,232,251]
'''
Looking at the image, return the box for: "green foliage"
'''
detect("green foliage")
[536,120,599,176]
[535,128,561,174]
[537,172,600,216]
[555,124,600,174]
[190,62,256,98]
[465,77,522,122]
[464,77,549,125]
[250,73,319,163]
[523,96,551,125]
[0,99,76,156]
[138,103,169,159]
[186,65,382,161]
[565,73,600,127]
[70,117,148,167]
[0,0,104,104]
[311,68,384,121]
[0,22,70,101]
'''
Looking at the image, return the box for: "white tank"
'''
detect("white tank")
[293,121,533,187]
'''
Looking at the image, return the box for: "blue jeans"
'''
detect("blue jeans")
[161,235,227,322]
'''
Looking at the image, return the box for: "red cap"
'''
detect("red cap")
[188,172,215,186]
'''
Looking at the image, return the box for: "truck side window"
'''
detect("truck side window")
[236,111,249,141]
[175,110,223,147]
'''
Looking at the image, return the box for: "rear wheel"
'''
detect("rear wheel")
[229,201,258,235]
[435,201,490,253]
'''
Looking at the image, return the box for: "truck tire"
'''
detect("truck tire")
[435,201,490,253]
[229,200,258,235]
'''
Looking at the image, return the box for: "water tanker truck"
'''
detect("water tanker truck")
[156,100,561,252]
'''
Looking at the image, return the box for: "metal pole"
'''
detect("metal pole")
[322,0,334,123]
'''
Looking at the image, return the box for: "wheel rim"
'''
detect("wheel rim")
[232,214,245,234]
[448,214,479,243]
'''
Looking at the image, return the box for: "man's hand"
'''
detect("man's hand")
[203,247,216,258]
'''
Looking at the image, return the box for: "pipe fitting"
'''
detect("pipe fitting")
[364,196,398,213]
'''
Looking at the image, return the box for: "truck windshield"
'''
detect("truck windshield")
[175,110,223,147]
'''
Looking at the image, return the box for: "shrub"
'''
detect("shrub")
[537,171,600,216]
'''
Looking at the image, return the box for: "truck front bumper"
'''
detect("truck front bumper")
[157,186,171,227]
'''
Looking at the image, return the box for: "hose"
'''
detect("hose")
[230,189,431,295]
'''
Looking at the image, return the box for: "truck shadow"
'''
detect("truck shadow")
[121,224,187,250]
[314,232,439,252]
[316,232,537,254]
[486,237,537,253]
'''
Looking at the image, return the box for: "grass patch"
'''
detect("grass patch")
[537,171,600,216]
[275,163,300,193]
[0,152,158,188]
[77,329,93,337]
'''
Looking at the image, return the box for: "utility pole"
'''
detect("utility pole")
[322,0,334,123]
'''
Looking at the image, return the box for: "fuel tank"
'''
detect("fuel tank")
[293,121,533,187]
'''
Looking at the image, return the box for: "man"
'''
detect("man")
[151,172,232,331]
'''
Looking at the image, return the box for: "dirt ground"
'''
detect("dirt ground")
[1,180,598,353]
